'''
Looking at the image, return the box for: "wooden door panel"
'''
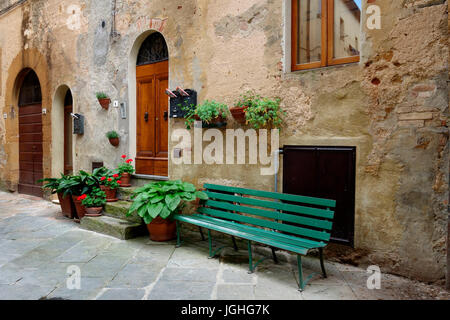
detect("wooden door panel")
[19,143,43,153]
[137,79,155,157]
[155,75,169,158]
[19,114,42,124]
[18,104,42,115]
[19,123,42,134]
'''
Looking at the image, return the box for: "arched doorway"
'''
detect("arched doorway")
[63,90,73,174]
[135,32,169,176]
[18,69,43,197]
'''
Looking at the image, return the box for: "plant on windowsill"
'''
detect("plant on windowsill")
[81,187,107,217]
[96,92,110,110]
[183,100,229,130]
[117,155,135,187]
[99,174,122,202]
[244,97,285,130]
[126,180,208,241]
[106,130,120,147]
[230,91,261,124]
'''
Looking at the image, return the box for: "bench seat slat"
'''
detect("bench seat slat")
[205,191,334,220]
[198,207,331,242]
[204,183,336,208]
[189,214,326,249]
[174,214,309,255]
[205,199,333,230]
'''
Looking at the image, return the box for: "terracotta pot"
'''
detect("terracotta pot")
[100,185,118,202]
[57,192,76,219]
[195,114,227,128]
[230,106,248,124]
[109,137,119,147]
[120,172,131,187]
[85,207,103,217]
[147,216,176,242]
[72,195,86,220]
[98,98,110,110]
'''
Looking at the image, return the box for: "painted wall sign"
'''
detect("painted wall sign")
[136,17,168,33]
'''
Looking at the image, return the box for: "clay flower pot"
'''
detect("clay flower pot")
[100,185,118,202]
[147,216,176,242]
[120,172,131,187]
[195,114,227,128]
[57,192,76,219]
[72,195,86,221]
[230,106,248,124]
[109,137,119,147]
[98,98,110,110]
[85,207,103,217]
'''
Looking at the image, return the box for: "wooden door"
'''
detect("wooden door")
[283,146,356,246]
[18,103,43,197]
[64,105,73,175]
[136,60,169,176]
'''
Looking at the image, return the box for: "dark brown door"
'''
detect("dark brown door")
[135,60,169,176]
[64,105,73,175]
[283,146,356,246]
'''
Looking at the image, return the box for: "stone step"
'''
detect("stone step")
[104,200,142,224]
[131,174,168,187]
[117,186,139,201]
[80,215,147,240]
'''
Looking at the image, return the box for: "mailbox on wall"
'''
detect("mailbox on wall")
[73,113,84,135]
[169,89,197,118]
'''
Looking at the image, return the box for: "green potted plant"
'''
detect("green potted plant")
[183,100,229,129]
[244,97,285,129]
[230,91,260,124]
[117,155,135,187]
[127,180,208,241]
[99,174,121,202]
[68,170,101,221]
[39,174,76,219]
[106,130,119,147]
[81,187,107,217]
[96,92,110,110]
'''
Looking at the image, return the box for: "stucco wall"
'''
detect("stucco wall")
[0,0,448,282]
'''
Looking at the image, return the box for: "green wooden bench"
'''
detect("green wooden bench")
[173,183,336,291]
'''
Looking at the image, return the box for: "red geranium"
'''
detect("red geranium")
[126,159,133,164]
[113,174,119,178]
[107,178,112,182]
[100,177,106,181]
[117,180,122,184]
[121,154,127,159]
[77,194,87,201]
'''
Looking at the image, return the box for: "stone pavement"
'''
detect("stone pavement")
[0,191,449,300]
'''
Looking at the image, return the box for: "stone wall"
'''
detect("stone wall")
[0,0,448,282]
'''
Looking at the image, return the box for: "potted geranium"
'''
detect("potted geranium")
[99,174,121,202]
[127,180,208,241]
[117,155,134,187]
[81,187,106,217]
[230,91,260,124]
[106,131,120,147]
[39,174,76,219]
[184,100,229,129]
[244,97,285,129]
[96,92,110,110]
[68,171,100,221]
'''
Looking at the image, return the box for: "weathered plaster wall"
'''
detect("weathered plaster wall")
[0,0,448,282]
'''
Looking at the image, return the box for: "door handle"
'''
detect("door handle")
[164,111,168,121]
[144,112,149,122]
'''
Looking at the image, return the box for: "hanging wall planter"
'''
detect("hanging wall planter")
[229,106,248,124]
[96,92,110,110]
[106,131,120,147]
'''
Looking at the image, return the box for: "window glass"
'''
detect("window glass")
[297,0,322,65]
[333,0,361,59]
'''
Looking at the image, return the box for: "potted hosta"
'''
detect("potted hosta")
[99,174,121,202]
[39,174,76,219]
[230,91,260,124]
[106,131,120,147]
[127,180,208,241]
[117,155,134,187]
[81,187,106,217]
[244,97,285,129]
[184,100,229,129]
[96,92,110,110]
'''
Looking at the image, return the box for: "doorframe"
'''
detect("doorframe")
[128,30,170,178]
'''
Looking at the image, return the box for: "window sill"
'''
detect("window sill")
[288,61,360,76]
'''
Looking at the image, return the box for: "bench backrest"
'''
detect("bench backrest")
[199,184,336,245]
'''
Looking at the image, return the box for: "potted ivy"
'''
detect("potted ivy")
[99,174,121,202]
[126,180,208,241]
[81,187,106,217]
[39,174,76,219]
[106,131,120,147]
[230,91,260,124]
[117,155,134,187]
[96,92,110,110]
[184,100,229,129]
[244,97,285,129]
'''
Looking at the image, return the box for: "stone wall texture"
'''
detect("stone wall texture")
[0,0,448,282]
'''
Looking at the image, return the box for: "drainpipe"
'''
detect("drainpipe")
[274,149,283,193]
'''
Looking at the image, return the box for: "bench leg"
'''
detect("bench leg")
[208,229,213,258]
[297,255,305,291]
[319,248,327,278]
[248,240,254,274]
[232,236,239,251]
[175,220,181,248]
[199,227,205,241]
[271,247,279,264]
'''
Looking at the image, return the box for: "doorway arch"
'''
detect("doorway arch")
[17,69,43,197]
[128,31,169,176]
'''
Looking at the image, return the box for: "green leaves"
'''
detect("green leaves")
[127,180,209,224]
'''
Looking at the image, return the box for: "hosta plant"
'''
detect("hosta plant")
[126,180,208,224]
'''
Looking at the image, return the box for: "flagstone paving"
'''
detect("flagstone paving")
[0,191,449,300]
